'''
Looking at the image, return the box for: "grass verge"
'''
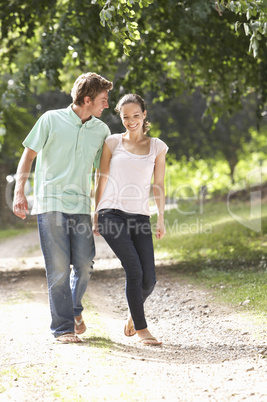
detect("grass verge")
[152,198,267,318]
[0,221,37,242]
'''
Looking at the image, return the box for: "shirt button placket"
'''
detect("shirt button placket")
[76,126,82,154]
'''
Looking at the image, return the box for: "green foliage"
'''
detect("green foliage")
[1,105,36,162]
[0,0,266,118]
[149,91,263,183]
[0,75,36,166]
[0,0,266,182]
[95,0,153,55]
[220,0,267,58]
[217,0,267,117]
[164,138,267,199]
[0,0,120,88]
[165,157,232,198]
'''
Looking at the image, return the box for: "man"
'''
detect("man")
[13,72,113,343]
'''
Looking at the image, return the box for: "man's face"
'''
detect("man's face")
[90,90,109,117]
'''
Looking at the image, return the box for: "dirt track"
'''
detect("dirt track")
[0,229,267,401]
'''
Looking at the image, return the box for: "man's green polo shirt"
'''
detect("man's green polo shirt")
[23,104,110,215]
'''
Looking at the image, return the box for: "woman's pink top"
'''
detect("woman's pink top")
[96,134,168,216]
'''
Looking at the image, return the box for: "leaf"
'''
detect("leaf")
[99,10,106,27]
[0,126,6,138]
[132,29,140,40]
[234,21,237,31]
[123,44,130,56]
[229,1,236,12]
[105,10,112,20]
[243,23,250,36]
[251,37,259,58]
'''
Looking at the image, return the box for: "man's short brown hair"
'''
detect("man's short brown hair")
[71,72,113,105]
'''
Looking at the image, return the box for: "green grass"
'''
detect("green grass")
[152,199,267,317]
[0,222,37,242]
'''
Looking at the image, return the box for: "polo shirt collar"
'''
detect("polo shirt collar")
[67,104,96,127]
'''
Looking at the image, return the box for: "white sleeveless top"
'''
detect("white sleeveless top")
[96,134,168,216]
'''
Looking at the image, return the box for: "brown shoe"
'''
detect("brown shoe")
[75,315,87,334]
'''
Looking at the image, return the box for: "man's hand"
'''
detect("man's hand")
[93,212,100,236]
[13,193,29,219]
[12,147,37,219]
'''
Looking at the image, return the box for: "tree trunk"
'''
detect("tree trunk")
[227,155,238,185]
[229,164,236,185]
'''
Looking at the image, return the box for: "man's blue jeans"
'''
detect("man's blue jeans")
[37,212,95,337]
[98,209,156,331]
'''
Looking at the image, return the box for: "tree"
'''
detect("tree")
[0,75,36,226]
[97,0,267,117]
[148,91,259,183]
[0,0,266,225]
[219,0,267,58]
[0,0,266,116]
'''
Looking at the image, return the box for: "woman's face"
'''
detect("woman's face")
[120,102,147,134]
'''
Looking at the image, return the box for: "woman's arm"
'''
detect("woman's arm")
[93,142,112,235]
[153,150,167,239]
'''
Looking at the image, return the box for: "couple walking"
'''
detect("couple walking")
[13,72,168,346]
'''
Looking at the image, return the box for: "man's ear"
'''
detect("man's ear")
[84,96,92,105]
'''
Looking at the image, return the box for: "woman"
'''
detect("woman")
[94,94,168,345]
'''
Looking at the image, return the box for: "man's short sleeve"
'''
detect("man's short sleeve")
[23,112,50,153]
[93,126,111,169]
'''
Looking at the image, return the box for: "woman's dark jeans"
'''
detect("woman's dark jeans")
[98,209,156,330]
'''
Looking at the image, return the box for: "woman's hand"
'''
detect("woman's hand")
[93,212,100,236]
[155,214,166,240]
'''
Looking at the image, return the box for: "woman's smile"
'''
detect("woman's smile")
[120,102,147,136]
[128,123,138,129]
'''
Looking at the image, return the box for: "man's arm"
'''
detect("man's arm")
[13,147,37,219]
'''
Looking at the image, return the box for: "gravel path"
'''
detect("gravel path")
[0,230,267,401]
